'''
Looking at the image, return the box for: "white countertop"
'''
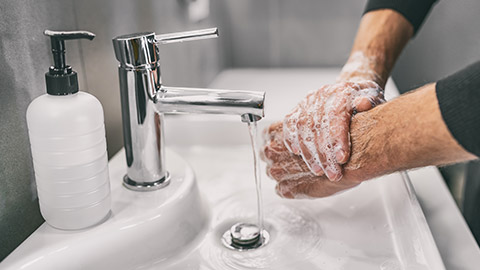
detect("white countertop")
[409,167,480,269]
[5,68,478,270]
[201,68,480,269]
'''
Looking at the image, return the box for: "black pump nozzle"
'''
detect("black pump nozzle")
[44,30,95,95]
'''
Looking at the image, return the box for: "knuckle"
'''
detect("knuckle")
[269,168,282,179]
[266,166,274,178]
[263,145,273,160]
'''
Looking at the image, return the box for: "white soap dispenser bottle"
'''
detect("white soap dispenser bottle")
[26,30,111,230]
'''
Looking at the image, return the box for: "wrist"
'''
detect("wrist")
[337,51,388,88]
[345,83,476,183]
[345,107,396,182]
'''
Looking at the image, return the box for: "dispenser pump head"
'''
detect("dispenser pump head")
[44,30,95,95]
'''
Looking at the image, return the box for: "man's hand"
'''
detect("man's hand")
[281,9,416,182]
[263,122,362,198]
[282,80,384,182]
[263,84,477,199]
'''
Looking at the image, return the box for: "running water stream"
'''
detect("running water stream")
[221,120,270,250]
[205,120,325,268]
[247,121,264,233]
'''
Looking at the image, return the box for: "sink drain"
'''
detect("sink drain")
[221,223,269,251]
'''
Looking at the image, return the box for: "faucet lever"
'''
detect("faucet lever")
[155,27,218,45]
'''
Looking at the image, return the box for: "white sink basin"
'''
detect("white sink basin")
[1,68,447,270]
[159,145,444,270]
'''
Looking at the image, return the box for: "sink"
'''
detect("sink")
[0,150,209,270]
[1,68,445,270]
[159,145,445,270]
[160,69,445,269]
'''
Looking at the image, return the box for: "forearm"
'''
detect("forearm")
[337,10,413,88]
[346,83,477,180]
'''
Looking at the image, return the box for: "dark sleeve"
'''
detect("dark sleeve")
[364,0,438,35]
[436,62,480,157]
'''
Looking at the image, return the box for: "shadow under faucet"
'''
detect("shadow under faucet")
[112,28,265,191]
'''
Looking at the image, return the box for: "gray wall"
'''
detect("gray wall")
[222,0,367,68]
[0,0,226,261]
[392,0,480,92]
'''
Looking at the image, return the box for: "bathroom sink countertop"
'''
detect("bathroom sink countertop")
[165,68,480,269]
[4,68,478,270]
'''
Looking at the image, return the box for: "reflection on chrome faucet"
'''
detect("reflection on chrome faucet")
[112,28,265,191]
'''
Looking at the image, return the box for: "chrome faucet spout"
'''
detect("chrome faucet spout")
[155,86,265,120]
[112,28,266,191]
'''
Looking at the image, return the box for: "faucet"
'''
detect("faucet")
[112,28,265,191]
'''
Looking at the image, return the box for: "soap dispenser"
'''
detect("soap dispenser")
[26,30,111,230]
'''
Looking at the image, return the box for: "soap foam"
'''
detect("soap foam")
[282,77,384,181]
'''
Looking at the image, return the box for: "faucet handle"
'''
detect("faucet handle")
[113,27,218,68]
[155,27,218,45]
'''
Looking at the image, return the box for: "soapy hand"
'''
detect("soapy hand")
[283,80,384,181]
[262,122,363,198]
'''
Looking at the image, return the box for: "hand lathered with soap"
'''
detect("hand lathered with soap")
[262,0,480,199]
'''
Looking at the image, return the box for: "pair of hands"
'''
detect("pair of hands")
[261,80,385,198]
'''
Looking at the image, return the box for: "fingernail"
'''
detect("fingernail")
[326,169,342,182]
[311,163,323,175]
[336,150,346,163]
[291,145,299,155]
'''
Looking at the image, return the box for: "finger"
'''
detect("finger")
[329,117,351,165]
[276,177,360,199]
[283,92,316,155]
[267,166,310,183]
[352,82,385,113]
[327,99,352,165]
[262,121,282,147]
[262,143,286,163]
[323,147,343,182]
[261,122,285,163]
[315,122,343,181]
[266,164,280,181]
[265,121,283,141]
[275,178,323,199]
[297,114,325,176]
[283,109,301,155]
[267,155,318,182]
[353,96,374,112]
[294,90,328,176]
[259,145,268,163]
[262,132,290,161]
[311,109,343,181]
[320,91,351,166]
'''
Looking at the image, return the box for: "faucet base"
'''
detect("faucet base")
[122,173,171,191]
